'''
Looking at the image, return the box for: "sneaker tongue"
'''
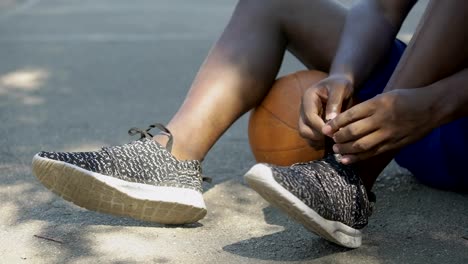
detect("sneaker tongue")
[127,123,174,152]
[324,137,344,163]
[324,137,335,154]
[367,191,376,213]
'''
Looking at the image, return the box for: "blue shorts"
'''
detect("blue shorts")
[356,39,468,192]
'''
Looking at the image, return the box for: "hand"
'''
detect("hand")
[323,88,440,164]
[299,74,354,149]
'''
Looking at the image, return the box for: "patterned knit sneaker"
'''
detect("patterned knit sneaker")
[32,123,208,224]
[244,154,375,248]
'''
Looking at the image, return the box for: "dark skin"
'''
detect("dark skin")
[321,0,468,165]
[154,0,468,190]
[300,0,468,189]
[154,0,349,160]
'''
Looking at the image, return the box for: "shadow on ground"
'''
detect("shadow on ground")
[1,0,467,263]
[221,166,468,263]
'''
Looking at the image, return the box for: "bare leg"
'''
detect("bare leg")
[155,0,347,160]
[355,0,468,189]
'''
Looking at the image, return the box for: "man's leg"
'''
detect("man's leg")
[157,0,348,161]
[32,0,350,224]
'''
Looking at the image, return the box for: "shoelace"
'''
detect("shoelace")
[128,123,212,183]
[298,138,368,227]
[128,123,174,152]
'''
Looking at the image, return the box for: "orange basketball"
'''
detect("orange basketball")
[248,70,328,166]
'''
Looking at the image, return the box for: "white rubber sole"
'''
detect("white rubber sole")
[32,155,207,224]
[244,164,362,248]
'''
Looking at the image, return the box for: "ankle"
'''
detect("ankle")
[361,177,376,193]
[353,155,394,191]
[153,135,204,161]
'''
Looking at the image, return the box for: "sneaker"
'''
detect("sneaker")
[32,123,208,224]
[244,154,375,248]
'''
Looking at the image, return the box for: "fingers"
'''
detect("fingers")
[332,118,377,143]
[299,86,327,148]
[300,76,356,148]
[323,102,373,136]
[324,78,352,120]
[298,114,324,141]
[339,143,392,164]
[325,85,345,120]
[299,101,326,148]
[340,149,379,164]
[300,87,326,134]
[333,130,386,155]
[334,133,407,164]
[299,115,325,148]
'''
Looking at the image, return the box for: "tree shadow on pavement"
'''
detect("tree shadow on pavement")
[223,206,349,262]
[223,170,468,263]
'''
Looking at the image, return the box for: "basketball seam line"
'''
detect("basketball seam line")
[253,71,326,152]
[257,105,298,131]
[253,104,313,151]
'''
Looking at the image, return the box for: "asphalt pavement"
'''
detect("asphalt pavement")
[1,0,467,263]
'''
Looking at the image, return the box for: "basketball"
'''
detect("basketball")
[248,70,328,166]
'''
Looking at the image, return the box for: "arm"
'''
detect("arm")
[431,68,468,124]
[326,68,468,164]
[322,1,468,164]
[299,0,416,146]
[331,0,416,86]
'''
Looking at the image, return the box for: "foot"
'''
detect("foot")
[244,154,375,248]
[32,123,208,224]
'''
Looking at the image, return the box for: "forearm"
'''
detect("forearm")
[386,1,468,90]
[429,68,468,126]
[330,0,415,87]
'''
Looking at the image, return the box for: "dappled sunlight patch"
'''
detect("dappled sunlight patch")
[61,142,110,152]
[0,201,19,226]
[0,179,56,209]
[203,179,286,237]
[0,162,56,218]
[0,219,61,264]
[87,231,167,261]
[331,255,382,264]
[0,162,31,175]
[0,181,37,194]
[21,95,45,105]
[0,68,49,92]
[0,67,49,106]
[203,180,267,218]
